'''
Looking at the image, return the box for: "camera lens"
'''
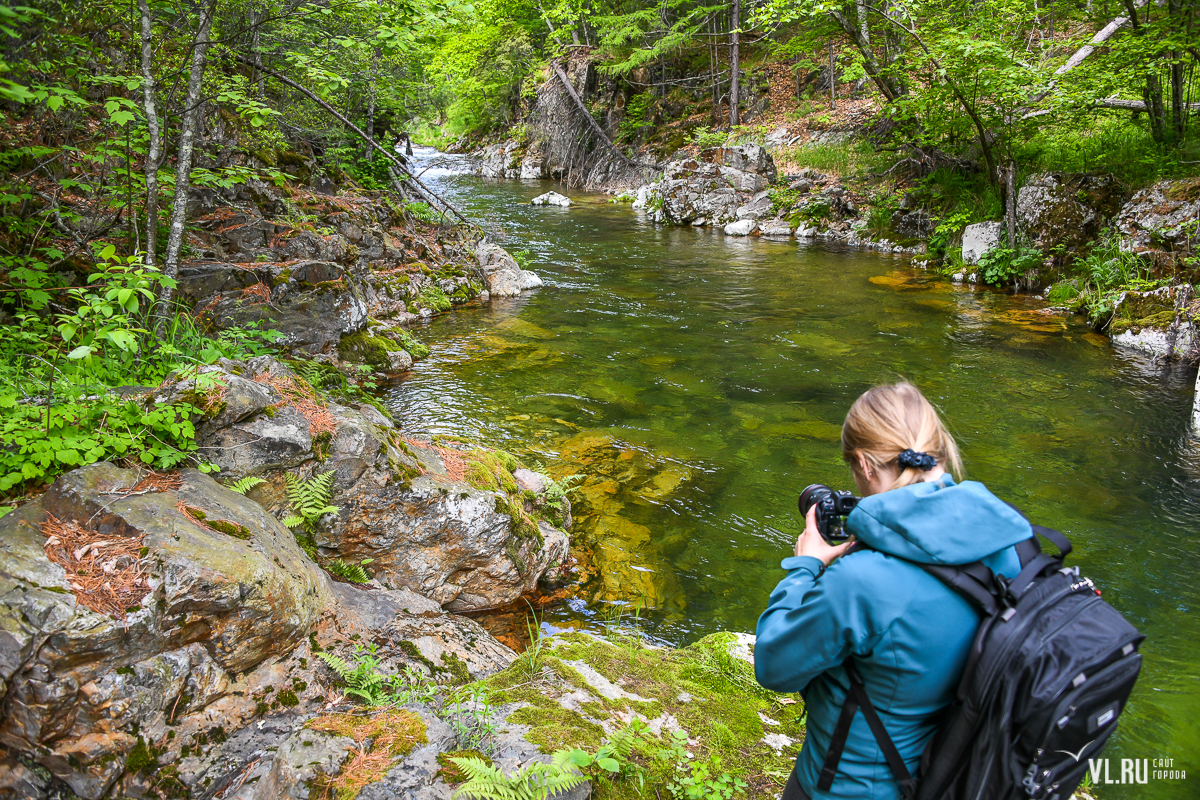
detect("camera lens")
[799,484,832,516]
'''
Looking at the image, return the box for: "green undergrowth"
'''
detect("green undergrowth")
[479,631,806,800]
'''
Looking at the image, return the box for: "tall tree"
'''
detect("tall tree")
[156,0,216,330]
[730,0,740,126]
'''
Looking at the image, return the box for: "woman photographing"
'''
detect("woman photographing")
[755,382,1032,800]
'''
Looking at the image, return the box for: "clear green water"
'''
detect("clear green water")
[387,163,1200,795]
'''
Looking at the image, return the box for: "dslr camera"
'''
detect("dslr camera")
[798,484,861,546]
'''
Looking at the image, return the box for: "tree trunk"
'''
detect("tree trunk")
[155,0,215,332]
[1144,72,1168,142]
[831,10,901,102]
[367,43,379,158]
[138,0,161,270]
[1005,160,1017,248]
[856,0,871,48]
[730,0,740,127]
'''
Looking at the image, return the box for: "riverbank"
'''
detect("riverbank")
[463,55,1200,370]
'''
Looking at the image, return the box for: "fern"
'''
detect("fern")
[225,476,265,495]
[283,471,340,534]
[450,754,586,800]
[326,557,373,583]
[317,644,390,706]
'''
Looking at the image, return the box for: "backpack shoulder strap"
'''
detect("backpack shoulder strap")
[818,658,917,799]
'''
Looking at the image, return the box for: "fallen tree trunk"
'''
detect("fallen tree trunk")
[233,53,478,231]
[552,63,639,168]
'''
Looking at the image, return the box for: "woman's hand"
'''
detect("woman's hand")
[795,504,855,565]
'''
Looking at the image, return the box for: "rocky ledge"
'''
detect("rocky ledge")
[626,146,924,255]
[0,454,793,799]
[177,183,542,378]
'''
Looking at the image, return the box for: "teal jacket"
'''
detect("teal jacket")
[755,477,1031,800]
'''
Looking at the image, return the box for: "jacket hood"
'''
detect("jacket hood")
[846,476,1032,565]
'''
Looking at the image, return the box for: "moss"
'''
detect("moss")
[481,630,805,794]
[277,690,300,707]
[313,430,333,461]
[436,750,493,783]
[207,519,252,539]
[116,666,136,677]
[440,651,472,686]
[338,330,409,370]
[272,268,293,287]
[125,735,157,775]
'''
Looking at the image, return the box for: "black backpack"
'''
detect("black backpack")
[817,520,1144,800]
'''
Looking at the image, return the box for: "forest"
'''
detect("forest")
[1,1,1197,480]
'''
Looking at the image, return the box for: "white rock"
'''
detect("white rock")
[758,220,793,239]
[1112,324,1196,360]
[512,468,546,493]
[961,221,1003,265]
[724,219,758,236]
[761,732,796,753]
[531,191,571,207]
[631,184,653,210]
[1193,368,1200,434]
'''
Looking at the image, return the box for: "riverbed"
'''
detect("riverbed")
[388,150,1200,796]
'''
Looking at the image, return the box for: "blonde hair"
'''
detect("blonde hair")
[841,381,963,490]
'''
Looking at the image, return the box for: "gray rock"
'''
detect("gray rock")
[724,219,758,236]
[718,166,768,193]
[736,194,773,221]
[476,241,543,297]
[758,220,793,240]
[1016,173,1127,255]
[531,191,571,207]
[512,468,546,493]
[699,144,778,182]
[961,222,1003,265]
[1116,179,1200,256]
[0,464,330,798]
[252,729,353,800]
[387,349,414,372]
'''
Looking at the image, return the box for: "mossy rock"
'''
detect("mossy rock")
[1107,291,1177,335]
[338,330,408,370]
[479,631,805,799]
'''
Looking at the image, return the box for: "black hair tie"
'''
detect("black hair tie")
[897,449,937,471]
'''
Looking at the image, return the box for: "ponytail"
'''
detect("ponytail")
[841,382,962,490]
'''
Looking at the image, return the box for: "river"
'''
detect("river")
[388,148,1200,796]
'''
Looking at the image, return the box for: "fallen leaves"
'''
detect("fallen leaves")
[41,512,151,619]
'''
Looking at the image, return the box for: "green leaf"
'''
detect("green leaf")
[66,345,93,359]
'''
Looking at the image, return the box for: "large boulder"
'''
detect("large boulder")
[1016,173,1127,255]
[179,357,572,612]
[0,463,331,798]
[1108,285,1198,361]
[1115,178,1200,257]
[475,241,544,297]
[179,260,369,356]
[700,143,778,183]
[477,141,522,178]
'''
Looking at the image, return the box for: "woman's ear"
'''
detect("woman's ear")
[856,454,873,481]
